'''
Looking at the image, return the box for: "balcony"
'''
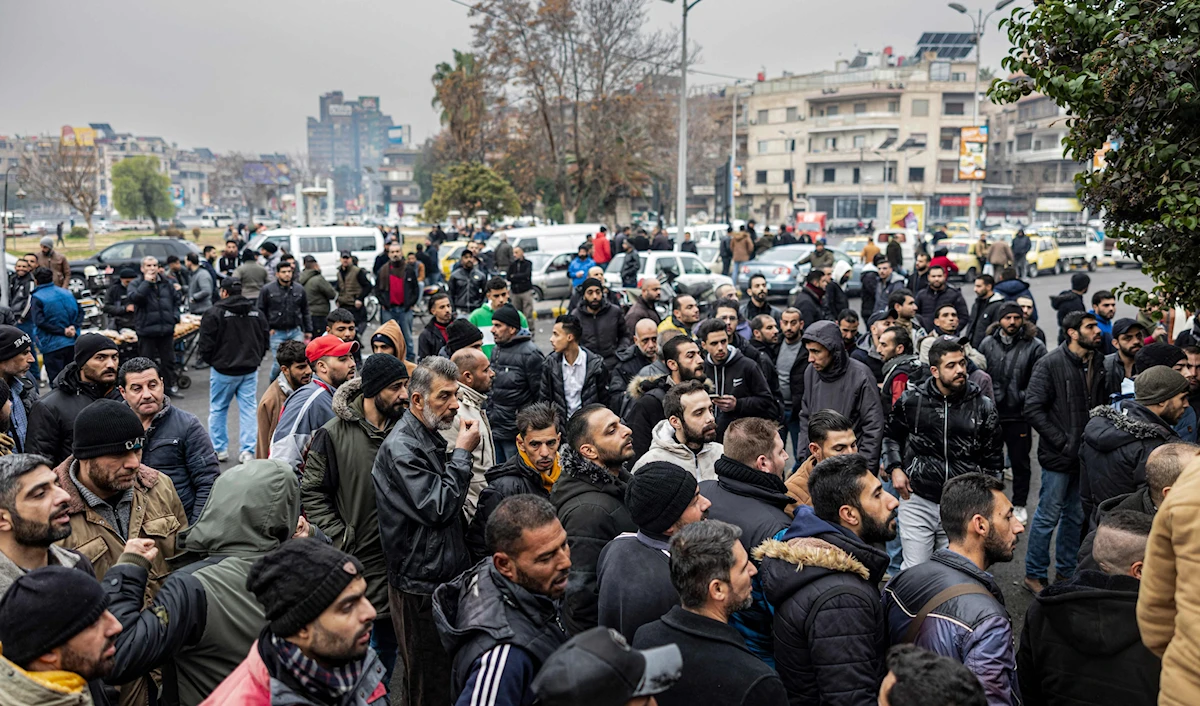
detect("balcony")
[808,113,901,131]
[1013,147,1070,164]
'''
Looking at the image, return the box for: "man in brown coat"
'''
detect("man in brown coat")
[35,237,71,288]
[255,340,312,459]
[730,226,755,267]
[987,238,1015,271]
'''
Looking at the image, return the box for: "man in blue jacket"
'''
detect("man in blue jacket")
[29,266,80,387]
[567,244,596,288]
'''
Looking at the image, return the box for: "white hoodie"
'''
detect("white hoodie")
[631,419,724,481]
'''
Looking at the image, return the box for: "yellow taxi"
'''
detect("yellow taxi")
[439,240,473,278]
[943,238,982,280]
[944,222,971,238]
[1025,235,1062,277]
[839,236,869,261]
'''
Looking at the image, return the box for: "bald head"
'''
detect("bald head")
[634,319,659,358]
[1146,443,1200,506]
[1093,510,1153,578]
[587,266,604,280]
[451,347,494,394]
[640,277,662,303]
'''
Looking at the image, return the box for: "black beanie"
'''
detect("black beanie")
[446,319,483,354]
[1135,342,1186,375]
[492,304,523,331]
[74,399,145,460]
[996,302,1023,321]
[74,332,119,368]
[626,462,698,535]
[361,353,409,398]
[0,566,110,666]
[247,538,365,638]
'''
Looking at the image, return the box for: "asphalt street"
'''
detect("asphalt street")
[171,263,1153,628]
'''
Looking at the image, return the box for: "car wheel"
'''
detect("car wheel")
[531,287,544,303]
[364,295,381,324]
[1056,261,1065,275]
[965,267,976,282]
[1088,257,1097,272]
[1027,264,1039,278]
[68,275,87,296]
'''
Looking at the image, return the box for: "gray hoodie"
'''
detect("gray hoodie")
[797,321,885,467]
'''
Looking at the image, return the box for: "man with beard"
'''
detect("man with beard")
[301,354,410,685]
[967,274,1006,349]
[1023,311,1108,595]
[836,309,860,353]
[1090,290,1118,355]
[798,320,885,469]
[489,304,545,462]
[785,410,858,511]
[374,356,481,706]
[659,294,701,336]
[550,404,637,635]
[377,242,421,359]
[573,277,630,369]
[626,277,663,332]
[907,251,931,293]
[884,339,1002,569]
[700,319,776,440]
[793,269,830,327]
[256,340,312,460]
[757,454,898,705]
[633,520,788,706]
[610,319,659,417]
[206,540,388,704]
[634,380,723,481]
[742,274,781,322]
[270,335,358,472]
[435,495,573,705]
[418,293,455,360]
[883,473,1025,706]
[748,314,784,415]
[27,333,122,466]
[443,348,497,523]
[469,277,528,358]
[878,326,919,417]
[217,238,240,276]
[628,335,707,459]
[777,308,808,460]
[598,462,711,640]
[1102,318,1147,400]
[0,454,90,593]
[915,265,969,334]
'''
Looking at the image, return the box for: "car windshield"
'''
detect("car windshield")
[526,252,552,269]
[758,245,814,264]
[947,242,972,254]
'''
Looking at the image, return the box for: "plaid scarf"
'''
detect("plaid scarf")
[267,633,364,704]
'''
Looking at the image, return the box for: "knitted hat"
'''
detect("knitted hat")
[625,462,698,535]
[446,319,483,354]
[1135,343,1186,375]
[260,241,278,254]
[118,268,138,280]
[1135,365,1190,406]
[581,277,604,293]
[361,353,409,398]
[0,566,110,666]
[74,333,119,369]
[73,399,144,460]
[996,302,1023,321]
[492,304,523,331]
[0,325,32,362]
[39,236,54,249]
[246,538,365,638]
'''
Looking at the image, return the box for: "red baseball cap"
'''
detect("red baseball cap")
[305,334,359,363]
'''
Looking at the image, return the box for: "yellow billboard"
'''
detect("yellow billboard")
[59,126,95,147]
[889,200,926,232]
[958,126,988,181]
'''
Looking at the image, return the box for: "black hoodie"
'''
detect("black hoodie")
[797,321,886,467]
[197,294,270,374]
[25,363,122,466]
[703,343,776,440]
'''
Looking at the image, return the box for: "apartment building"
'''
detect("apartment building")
[985,92,1085,223]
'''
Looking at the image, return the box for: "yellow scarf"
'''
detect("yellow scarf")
[0,646,88,695]
[520,446,561,493]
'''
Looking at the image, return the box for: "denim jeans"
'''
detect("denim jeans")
[269,327,304,380]
[209,370,258,455]
[881,478,905,576]
[1025,469,1084,581]
[382,306,416,362]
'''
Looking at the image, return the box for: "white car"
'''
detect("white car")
[248,226,385,282]
[603,250,733,293]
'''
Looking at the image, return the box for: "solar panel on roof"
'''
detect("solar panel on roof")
[914,31,977,60]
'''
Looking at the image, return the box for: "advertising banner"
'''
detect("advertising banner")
[889,200,926,231]
[328,104,353,117]
[1035,197,1082,213]
[958,126,988,181]
[60,126,96,146]
[359,96,379,112]
[386,125,411,145]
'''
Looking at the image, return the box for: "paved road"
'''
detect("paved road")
[171,264,1152,628]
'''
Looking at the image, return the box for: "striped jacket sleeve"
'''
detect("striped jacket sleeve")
[454,644,536,706]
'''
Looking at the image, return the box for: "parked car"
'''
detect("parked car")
[485,224,606,254]
[838,235,869,262]
[738,244,862,300]
[527,250,577,303]
[944,238,982,281]
[68,237,202,294]
[603,250,732,294]
[438,240,474,279]
[870,229,919,271]
[27,220,54,236]
[248,226,384,282]
[1050,224,1104,272]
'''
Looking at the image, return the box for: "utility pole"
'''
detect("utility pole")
[666,0,705,232]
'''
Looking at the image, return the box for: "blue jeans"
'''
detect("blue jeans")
[881,477,905,575]
[370,616,399,687]
[1025,469,1084,581]
[209,370,258,455]
[16,321,39,383]
[269,327,304,380]
[382,306,416,362]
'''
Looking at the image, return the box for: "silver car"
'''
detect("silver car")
[527,251,578,304]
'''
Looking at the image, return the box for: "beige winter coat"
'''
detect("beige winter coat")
[441,381,494,522]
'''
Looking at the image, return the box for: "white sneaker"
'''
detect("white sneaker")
[216,451,228,462]
[1004,467,1013,481]
[239,451,254,464]
[1013,506,1028,524]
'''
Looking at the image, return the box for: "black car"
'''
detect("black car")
[68,237,201,294]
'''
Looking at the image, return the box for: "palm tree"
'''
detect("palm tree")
[432,50,486,163]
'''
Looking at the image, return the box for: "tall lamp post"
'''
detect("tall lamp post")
[948,0,1015,237]
[664,0,705,234]
[1,165,24,308]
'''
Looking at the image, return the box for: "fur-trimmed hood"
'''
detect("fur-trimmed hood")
[332,376,365,423]
[627,374,714,400]
[558,444,622,488]
[1086,402,1175,453]
[985,318,1040,341]
[754,537,870,581]
[54,456,161,516]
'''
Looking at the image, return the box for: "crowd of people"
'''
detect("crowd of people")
[0,223,1197,706]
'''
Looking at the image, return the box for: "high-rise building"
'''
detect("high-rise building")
[306,91,394,206]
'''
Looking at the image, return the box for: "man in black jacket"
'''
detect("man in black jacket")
[127,256,181,394]
[1023,310,1107,595]
[257,260,312,381]
[627,335,706,459]
[597,462,710,639]
[541,315,610,420]
[572,278,629,369]
[757,454,896,706]
[26,334,121,466]
[1018,510,1159,706]
[742,274,781,323]
[625,277,663,332]
[417,293,453,360]
[1101,317,1146,399]
[966,274,1005,349]
[449,249,487,315]
[373,356,481,706]
[489,304,545,462]
[375,242,420,362]
[102,268,137,330]
[198,278,269,463]
[914,265,968,333]
[777,307,808,459]
[609,319,658,417]
[507,246,536,328]
[793,269,829,327]
[550,404,636,635]
[699,319,776,441]
[620,238,641,288]
[1050,273,1090,345]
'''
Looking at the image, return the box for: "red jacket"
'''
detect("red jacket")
[201,641,388,706]
[593,233,612,264]
[929,254,959,274]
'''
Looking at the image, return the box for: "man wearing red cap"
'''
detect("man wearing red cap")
[269,334,358,472]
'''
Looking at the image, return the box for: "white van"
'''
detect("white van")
[487,224,606,254]
[870,228,920,271]
[248,226,384,281]
[665,223,739,249]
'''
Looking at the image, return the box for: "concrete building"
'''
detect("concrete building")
[984,91,1084,223]
[306,91,394,205]
[379,126,420,220]
[170,148,216,214]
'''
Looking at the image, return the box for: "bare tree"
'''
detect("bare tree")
[20,138,101,247]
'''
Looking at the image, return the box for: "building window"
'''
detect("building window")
[853,167,861,184]
[758,140,769,154]
[772,204,781,220]
[1007,141,1014,154]
[1018,98,1059,121]
[911,99,929,117]
[787,139,796,152]
[1016,133,1032,151]
[854,102,867,114]
[951,72,968,82]
[944,102,965,116]
[1043,166,1057,183]
[823,168,836,183]
[786,106,798,122]
[939,165,956,183]
[755,170,768,184]
[783,169,794,183]
[757,109,769,124]
[930,61,951,81]
[939,128,957,151]
[827,105,839,116]
[806,168,812,184]
[908,166,925,182]
[888,100,900,114]
[824,137,838,150]
[884,165,895,182]
[853,135,866,148]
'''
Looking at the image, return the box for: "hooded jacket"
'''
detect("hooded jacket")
[549,446,635,635]
[540,347,610,420]
[269,377,337,472]
[1024,345,1109,473]
[755,507,890,706]
[627,374,673,459]
[704,344,776,440]
[1051,289,1087,344]
[1019,571,1158,706]
[1080,402,1177,513]
[632,419,723,481]
[433,560,568,705]
[298,268,336,318]
[25,364,122,466]
[968,291,1006,349]
[126,277,181,337]
[797,321,885,468]
[489,331,545,442]
[371,319,416,376]
[978,321,1048,422]
[196,294,269,375]
[858,264,880,321]
[995,278,1036,317]
[882,377,1003,503]
[597,531,678,641]
[1077,487,1156,572]
[465,452,551,562]
[141,399,220,524]
[573,298,630,368]
[30,282,82,354]
[168,459,300,706]
[300,378,397,617]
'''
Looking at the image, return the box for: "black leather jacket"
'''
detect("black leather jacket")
[449,265,486,313]
[256,280,312,332]
[977,322,1048,422]
[489,333,545,441]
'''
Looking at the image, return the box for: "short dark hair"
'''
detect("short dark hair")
[1093,289,1116,306]
[427,292,450,311]
[663,379,707,421]
[669,520,742,610]
[749,314,773,334]
[809,454,872,524]
[929,338,964,367]
[186,252,200,265]
[516,401,559,438]
[975,274,995,288]
[887,289,913,317]
[485,495,559,555]
[808,409,854,445]
[723,417,781,467]
[555,314,582,342]
[883,644,986,706]
[873,254,888,266]
[927,264,945,275]
[697,318,728,344]
[1063,310,1097,334]
[671,295,694,313]
[0,454,54,510]
[486,277,508,293]
[166,255,181,265]
[713,298,740,319]
[662,334,697,365]
[276,339,308,367]
[33,267,53,285]
[565,403,609,451]
[326,308,355,326]
[275,260,294,272]
[837,309,859,325]
[805,268,825,286]
[940,473,1005,542]
[934,303,958,318]
[999,266,1017,281]
[881,325,912,355]
[748,273,766,287]
[117,356,160,387]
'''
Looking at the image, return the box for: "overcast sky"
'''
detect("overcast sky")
[0,0,1016,154]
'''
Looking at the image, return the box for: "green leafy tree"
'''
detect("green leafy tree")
[991,1,1200,309]
[112,156,175,231]
[423,162,521,223]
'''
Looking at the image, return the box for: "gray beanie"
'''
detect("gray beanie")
[1135,365,1190,406]
[39,236,54,249]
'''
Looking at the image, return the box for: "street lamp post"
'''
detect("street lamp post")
[728,81,748,224]
[780,130,800,217]
[665,0,705,234]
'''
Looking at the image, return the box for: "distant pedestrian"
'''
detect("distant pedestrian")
[199,277,269,464]
[30,266,81,387]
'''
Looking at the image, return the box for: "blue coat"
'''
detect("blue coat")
[141,401,220,524]
[30,283,81,354]
[568,256,596,287]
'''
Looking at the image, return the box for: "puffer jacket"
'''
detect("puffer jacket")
[448,264,486,313]
[269,378,337,472]
[103,279,136,330]
[201,636,387,706]
[620,249,641,287]
[1080,401,1177,514]
[978,322,1048,422]
[298,268,336,318]
[627,374,672,459]
[549,446,635,635]
[372,409,474,595]
[256,279,311,332]
[883,549,1020,706]
[915,285,970,334]
[141,399,220,524]
[126,277,181,337]
[609,344,653,417]
[797,321,885,468]
[300,378,396,617]
[632,419,723,481]
[465,452,550,561]
[186,266,213,314]
[704,344,777,440]
[25,364,122,466]
[573,298,630,368]
[882,377,1002,504]
[540,347,611,420]
[1024,346,1109,474]
[196,294,269,376]
[756,507,889,706]
[968,292,1006,349]
[489,331,545,442]
[1050,289,1087,344]
[30,282,81,353]
[433,560,568,703]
